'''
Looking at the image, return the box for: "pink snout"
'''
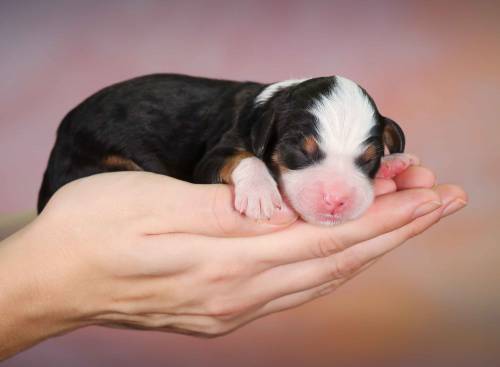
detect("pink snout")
[318,185,355,216]
[283,171,375,224]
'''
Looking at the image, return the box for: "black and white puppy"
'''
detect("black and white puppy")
[38,74,418,224]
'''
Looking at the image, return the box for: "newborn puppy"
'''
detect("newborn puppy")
[38,74,417,224]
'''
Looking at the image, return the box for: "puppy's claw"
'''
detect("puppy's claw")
[271,192,283,210]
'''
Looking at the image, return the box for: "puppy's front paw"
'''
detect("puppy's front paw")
[232,157,282,220]
[376,153,420,179]
[234,179,282,220]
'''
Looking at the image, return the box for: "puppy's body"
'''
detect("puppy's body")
[38,74,414,224]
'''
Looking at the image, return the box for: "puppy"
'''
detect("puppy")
[38,74,417,224]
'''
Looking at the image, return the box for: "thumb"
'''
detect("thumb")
[139,174,298,237]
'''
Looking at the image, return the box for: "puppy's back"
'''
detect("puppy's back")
[37,74,257,212]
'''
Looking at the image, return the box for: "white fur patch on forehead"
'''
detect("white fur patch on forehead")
[310,76,376,156]
[255,78,309,105]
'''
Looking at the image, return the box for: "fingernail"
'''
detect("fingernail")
[413,201,442,219]
[442,199,467,218]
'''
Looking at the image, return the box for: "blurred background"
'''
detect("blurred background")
[1,0,499,366]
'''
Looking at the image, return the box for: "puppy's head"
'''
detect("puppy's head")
[253,76,405,225]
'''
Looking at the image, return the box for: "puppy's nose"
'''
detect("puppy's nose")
[323,193,348,214]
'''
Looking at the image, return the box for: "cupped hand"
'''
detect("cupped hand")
[0,165,466,356]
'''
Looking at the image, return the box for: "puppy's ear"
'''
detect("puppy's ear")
[382,117,405,154]
[251,109,276,159]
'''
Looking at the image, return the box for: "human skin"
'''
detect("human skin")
[0,166,467,361]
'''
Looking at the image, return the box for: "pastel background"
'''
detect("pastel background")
[1,0,499,366]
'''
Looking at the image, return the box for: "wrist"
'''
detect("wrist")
[0,219,92,360]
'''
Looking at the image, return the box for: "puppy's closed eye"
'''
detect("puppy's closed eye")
[356,143,383,177]
[303,135,326,161]
[358,144,380,165]
[281,136,324,170]
[303,136,318,155]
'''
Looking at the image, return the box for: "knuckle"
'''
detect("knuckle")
[316,281,340,297]
[328,257,342,279]
[330,252,361,279]
[315,234,345,258]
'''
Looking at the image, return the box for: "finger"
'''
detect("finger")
[136,174,297,237]
[247,198,445,306]
[434,184,468,218]
[255,258,380,317]
[255,279,345,317]
[339,200,445,267]
[394,166,436,190]
[373,178,396,196]
[242,187,443,267]
[249,256,380,315]
[338,186,466,269]
[373,165,436,196]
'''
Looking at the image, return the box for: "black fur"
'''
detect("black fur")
[38,74,404,213]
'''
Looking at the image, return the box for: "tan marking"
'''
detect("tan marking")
[361,144,378,162]
[303,136,318,156]
[102,155,142,171]
[219,150,254,183]
[271,151,289,174]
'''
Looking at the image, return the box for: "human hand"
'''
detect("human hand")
[0,166,466,360]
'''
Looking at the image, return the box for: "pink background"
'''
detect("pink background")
[1,0,499,366]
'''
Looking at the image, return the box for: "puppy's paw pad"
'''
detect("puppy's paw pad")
[376,153,419,179]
